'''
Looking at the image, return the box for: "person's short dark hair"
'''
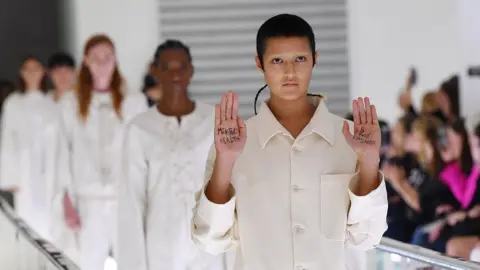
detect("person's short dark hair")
[253,14,316,115]
[48,52,76,69]
[256,14,316,69]
[153,39,192,66]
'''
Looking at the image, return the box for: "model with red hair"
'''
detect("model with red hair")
[50,34,147,270]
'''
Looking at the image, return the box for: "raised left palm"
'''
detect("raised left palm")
[342,97,381,160]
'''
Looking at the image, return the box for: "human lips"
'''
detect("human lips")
[283,81,298,86]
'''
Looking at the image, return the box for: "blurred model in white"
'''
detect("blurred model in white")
[117,40,229,270]
[0,56,58,240]
[47,52,76,102]
[50,34,147,270]
[45,52,79,263]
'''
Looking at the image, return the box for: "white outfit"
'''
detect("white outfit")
[46,88,80,263]
[117,103,228,270]
[0,90,58,240]
[50,91,147,270]
[471,246,480,262]
[192,98,388,270]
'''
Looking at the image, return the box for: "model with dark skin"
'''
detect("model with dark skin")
[154,49,195,122]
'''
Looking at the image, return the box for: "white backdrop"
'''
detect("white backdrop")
[347,0,461,124]
[67,0,480,123]
[67,0,160,93]
[456,0,480,118]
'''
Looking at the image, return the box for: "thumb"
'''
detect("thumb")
[342,120,353,142]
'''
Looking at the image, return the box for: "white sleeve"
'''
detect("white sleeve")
[191,145,238,255]
[117,124,149,270]
[0,95,19,189]
[346,172,388,251]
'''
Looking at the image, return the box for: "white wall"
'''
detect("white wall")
[67,0,160,93]
[456,0,480,118]
[67,0,480,121]
[347,0,461,124]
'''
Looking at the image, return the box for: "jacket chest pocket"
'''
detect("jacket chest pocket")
[319,173,351,241]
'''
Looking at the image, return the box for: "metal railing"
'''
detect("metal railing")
[376,237,480,270]
[0,198,80,270]
[1,193,479,270]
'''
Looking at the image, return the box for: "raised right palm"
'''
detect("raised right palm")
[214,91,246,157]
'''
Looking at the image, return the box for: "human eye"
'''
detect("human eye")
[296,56,307,62]
[271,58,283,64]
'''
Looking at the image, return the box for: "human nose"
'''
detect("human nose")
[172,71,180,82]
[284,62,296,79]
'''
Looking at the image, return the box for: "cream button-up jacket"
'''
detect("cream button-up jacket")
[192,98,388,270]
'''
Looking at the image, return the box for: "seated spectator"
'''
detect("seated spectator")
[444,121,480,260]
[382,114,419,242]
[399,75,458,124]
[423,118,478,252]
[436,75,460,124]
[383,116,459,249]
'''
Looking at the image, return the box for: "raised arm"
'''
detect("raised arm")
[342,97,388,250]
[191,91,245,255]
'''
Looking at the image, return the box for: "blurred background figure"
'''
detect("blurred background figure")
[47,52,76,102]
[0,55,58,240]
[118,39,228,270]
[50,34,147,270]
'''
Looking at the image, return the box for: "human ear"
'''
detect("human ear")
[255,56,264,73]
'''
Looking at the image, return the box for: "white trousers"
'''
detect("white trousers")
[78,198,117,270]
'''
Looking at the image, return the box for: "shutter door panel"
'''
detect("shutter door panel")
[159,0,349,117]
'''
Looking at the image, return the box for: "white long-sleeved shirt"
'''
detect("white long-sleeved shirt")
[117,103,227,270]
[52,91,147,201]
[192,98,388,270]
[0,90,58,239]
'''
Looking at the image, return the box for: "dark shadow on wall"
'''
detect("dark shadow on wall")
[0,0,67,83]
